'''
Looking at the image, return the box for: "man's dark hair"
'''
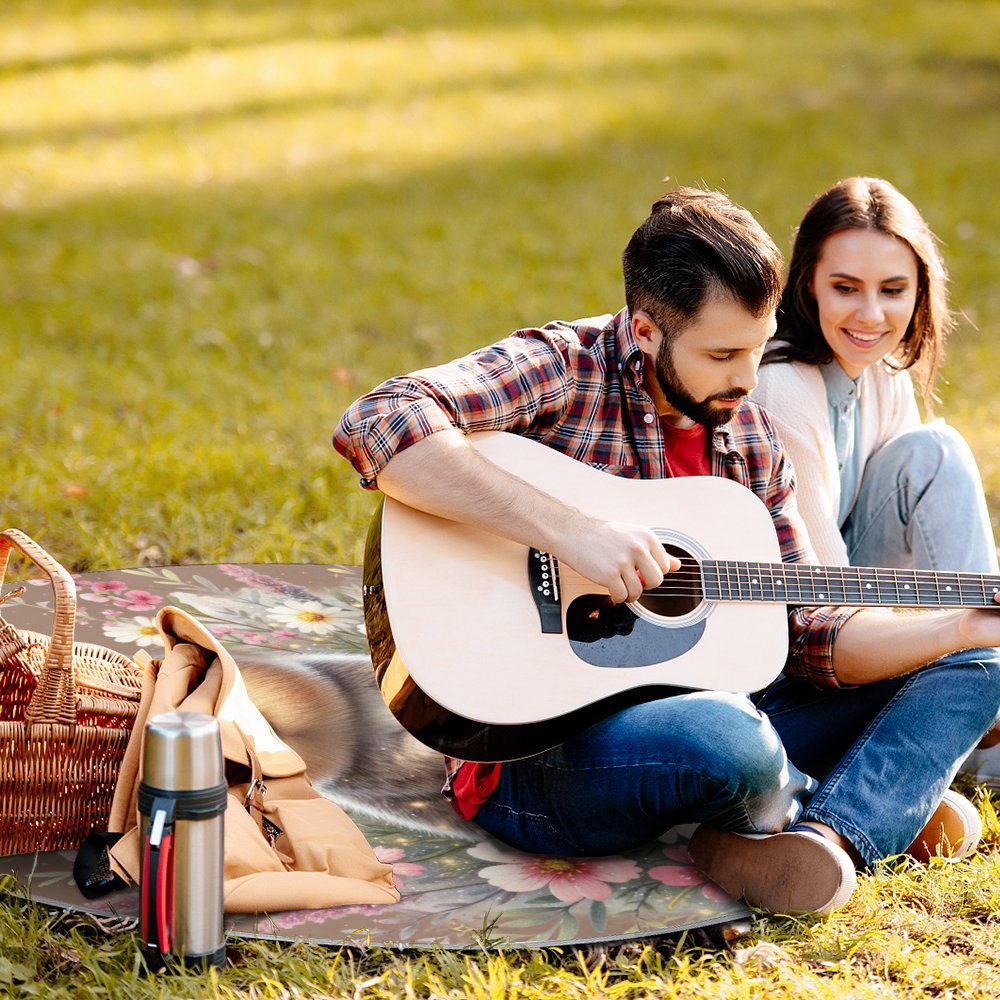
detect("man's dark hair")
[622,187,783,340]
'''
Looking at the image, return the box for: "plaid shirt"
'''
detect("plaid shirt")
[334,310,859,806]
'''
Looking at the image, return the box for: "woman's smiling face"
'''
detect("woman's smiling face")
[811,228,919,379]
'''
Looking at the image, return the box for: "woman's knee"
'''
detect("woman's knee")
[875,422,979,487]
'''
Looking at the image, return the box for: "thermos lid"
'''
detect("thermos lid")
[142,711,225,791]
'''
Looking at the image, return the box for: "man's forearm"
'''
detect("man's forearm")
[375,429,676,604]
[832,607,991,684]
[375,428,577,554]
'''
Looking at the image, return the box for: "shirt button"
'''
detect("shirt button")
[643,413,655,424]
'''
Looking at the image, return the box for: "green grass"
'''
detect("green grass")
[3,0,1000,570]
[3,0,1000,995]
[4,797,1000,997]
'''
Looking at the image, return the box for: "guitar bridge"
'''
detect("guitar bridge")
[528,549,563,633]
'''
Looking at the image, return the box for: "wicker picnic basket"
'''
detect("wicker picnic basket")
[0,528,144,856]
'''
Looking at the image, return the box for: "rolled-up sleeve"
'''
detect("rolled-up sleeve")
[333,332,573,488]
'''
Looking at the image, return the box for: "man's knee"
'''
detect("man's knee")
[919,648,1000,733]
[666,691,789,791]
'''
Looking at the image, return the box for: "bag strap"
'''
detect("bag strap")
[233,722,267,833]
[232,722,292,864]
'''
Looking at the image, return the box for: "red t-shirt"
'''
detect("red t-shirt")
[660,419,710,477]
[447,420,710,820]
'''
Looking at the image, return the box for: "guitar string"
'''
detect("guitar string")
[554,565,1000,605]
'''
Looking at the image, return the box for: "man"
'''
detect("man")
[333,188,1000,915]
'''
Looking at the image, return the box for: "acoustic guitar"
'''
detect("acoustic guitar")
[361,431,1000,762]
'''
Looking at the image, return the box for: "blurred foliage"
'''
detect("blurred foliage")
[2,0,998,570]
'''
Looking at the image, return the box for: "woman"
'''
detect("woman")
[753,176,1000,858]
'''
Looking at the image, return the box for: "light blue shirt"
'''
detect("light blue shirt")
[820,361,864,527]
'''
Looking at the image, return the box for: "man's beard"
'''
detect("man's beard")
[654,339,748,429]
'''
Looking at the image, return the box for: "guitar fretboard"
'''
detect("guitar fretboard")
[701,561,1000,609]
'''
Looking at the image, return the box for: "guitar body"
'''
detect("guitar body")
[363,432,789,761]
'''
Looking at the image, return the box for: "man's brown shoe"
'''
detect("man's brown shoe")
[907,789,982,862]
[687,826,857,915]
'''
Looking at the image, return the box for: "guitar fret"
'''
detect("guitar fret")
[816,564,843,604]
[841,566,862,605]
[854,566,877,605]
[701,563,1000,609]
[937,571,963,607]
[755,565,767,600]
[789,565,808,604]
[896,568,920,606]
[701,561,717,602]
[767,564,783,604]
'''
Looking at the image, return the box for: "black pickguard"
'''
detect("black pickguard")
[363,500,691,761]
[565,593,705,667]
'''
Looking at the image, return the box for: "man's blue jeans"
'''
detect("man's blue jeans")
[475,425,1000,866]
[474,648,1000,868]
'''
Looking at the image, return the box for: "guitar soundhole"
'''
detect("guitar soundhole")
[636,543,703,618]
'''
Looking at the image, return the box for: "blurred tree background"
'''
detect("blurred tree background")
[3,0,998,570]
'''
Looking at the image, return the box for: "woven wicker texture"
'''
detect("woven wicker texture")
[0,529,143,854]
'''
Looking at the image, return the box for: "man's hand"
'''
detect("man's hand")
[555,515,681,604]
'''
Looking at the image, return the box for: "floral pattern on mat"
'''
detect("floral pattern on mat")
[1,563,750,947]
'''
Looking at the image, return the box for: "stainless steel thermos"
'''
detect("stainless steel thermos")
[139,711,227,970]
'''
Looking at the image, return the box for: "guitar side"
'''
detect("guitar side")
[363,432,790,761]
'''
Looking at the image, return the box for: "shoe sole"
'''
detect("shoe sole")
[688,827,857,915]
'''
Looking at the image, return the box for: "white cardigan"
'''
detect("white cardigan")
[752,359,921,566]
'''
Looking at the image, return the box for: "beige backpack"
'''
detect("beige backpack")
[104,606,399,914]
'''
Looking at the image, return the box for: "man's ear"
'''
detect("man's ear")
[631,310,662,357]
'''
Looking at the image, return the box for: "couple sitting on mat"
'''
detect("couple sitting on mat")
[334,178,1000,916]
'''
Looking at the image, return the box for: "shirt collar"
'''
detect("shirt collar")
[618,307,736,455]
[616,309,645,379]
[820,359,860,406]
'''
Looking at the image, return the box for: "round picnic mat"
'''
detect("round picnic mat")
[2,563,753,948]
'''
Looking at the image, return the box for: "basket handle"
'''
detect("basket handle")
[0,528,78,727]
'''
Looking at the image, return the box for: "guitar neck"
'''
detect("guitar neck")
[702,561,1000,609]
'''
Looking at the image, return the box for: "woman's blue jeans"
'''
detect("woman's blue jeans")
[475,649,1000,868]
[842,422,998,574]
[845,422,1000,782]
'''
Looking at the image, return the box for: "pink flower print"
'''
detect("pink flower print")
[649,845,732,902]
[468,842,639,903]
[374,847,426,890]
[270,902,387,930]
[79,580,130,603]
[113,590,160,612]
